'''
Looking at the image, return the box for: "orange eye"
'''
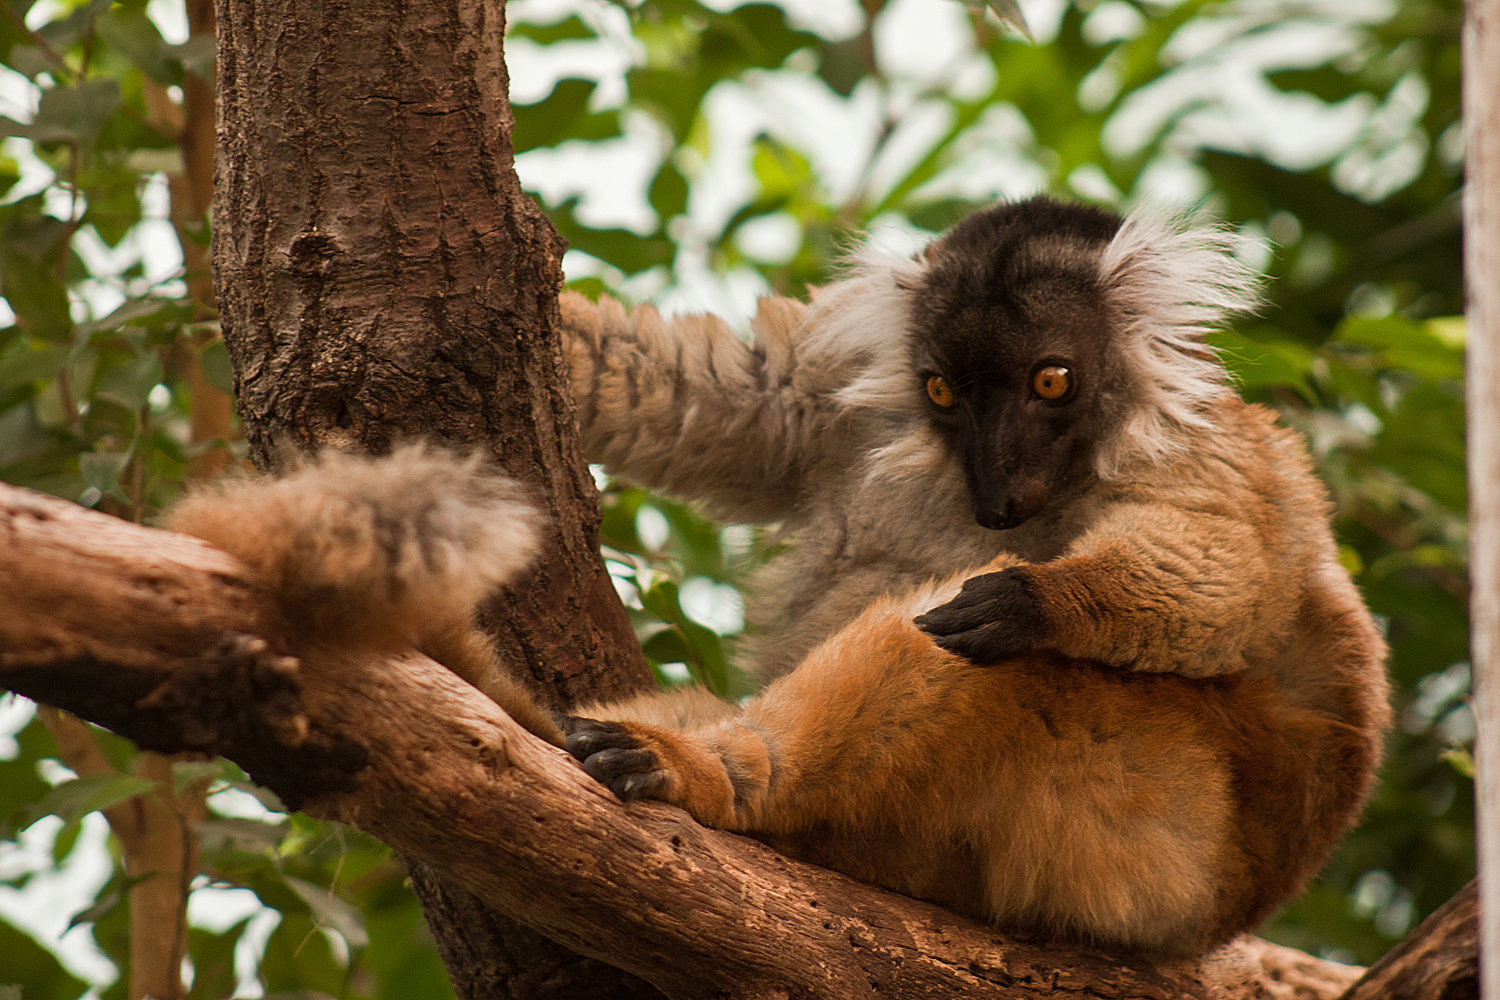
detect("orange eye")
[1032,366,1071,401]
[926,375,956,408]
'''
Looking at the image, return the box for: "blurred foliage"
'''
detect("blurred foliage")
[0,0,1474,994]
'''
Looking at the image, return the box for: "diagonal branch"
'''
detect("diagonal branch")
[0,478,1390,1000]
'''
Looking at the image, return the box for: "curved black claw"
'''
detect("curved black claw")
[914,567,1046,664]
[560,717,670,801]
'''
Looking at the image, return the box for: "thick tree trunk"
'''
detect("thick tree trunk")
[210,0,655,993]
[210,0,644,709]
[0,485,1389,1000]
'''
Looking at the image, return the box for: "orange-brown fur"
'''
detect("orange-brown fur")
[167,445,565,743]
[172,444,1384,956]
[568,562,1379,956]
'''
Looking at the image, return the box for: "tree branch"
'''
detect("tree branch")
[1339,880,1477,1000]
[0,479,1381,1000]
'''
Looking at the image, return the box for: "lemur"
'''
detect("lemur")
[171,197,1389,955]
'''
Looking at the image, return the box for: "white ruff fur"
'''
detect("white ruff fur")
[1092,210,1261,477]
[800,244,927,413]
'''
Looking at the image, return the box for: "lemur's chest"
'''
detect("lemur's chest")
[737,468,1081,680]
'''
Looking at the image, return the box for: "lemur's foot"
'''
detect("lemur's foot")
[562,717,672,800]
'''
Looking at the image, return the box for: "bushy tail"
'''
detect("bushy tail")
[168,445,565,744]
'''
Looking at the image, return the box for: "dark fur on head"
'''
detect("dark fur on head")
[912,198,1129,528]
[819,195,1260,531]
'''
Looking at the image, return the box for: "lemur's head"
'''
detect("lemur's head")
[809,196,1259,532]
[909,199,1126,530]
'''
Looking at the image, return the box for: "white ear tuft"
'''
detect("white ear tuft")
[1094,208,1262,477]
[798,244,926,411]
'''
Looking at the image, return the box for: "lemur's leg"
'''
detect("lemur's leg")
[560,579,1299,954]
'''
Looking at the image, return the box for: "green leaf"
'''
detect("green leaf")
[185,917,251,1000]
[65,885,124,930]
[195,816,292,854]
[164,35,216,78]
[512,79,620,153]
[30,79,123,153]
[0,920,87,1000]
[641,627,692,664]
[286,876,369,949]
[817,38,865,97]
[703,4,820,75]
[6,45,56,80]
[907,198,985,233]
[50,817,80,864]
[1207,329,1314,393]
[1,254,71,341]
[35,0,113,52]
[964,0,1033,41]
[95,7,178,86]
[0,341,69,387]
[638,580,728,694]
[0,403,50,469]
[183,917,249,1000]
[0,713,54,836]
[79,166,146,247]
[172,758,221,796]
[1267,67,1365,104]
[230,779,287,814]
[260,913,348,996]
[76,297,181,340]
[508,15,594,44]
[1336,315,1464,381]
[78,450,131,498]
[94,349,163,411]
[648,163,688,221]
[550,200,673,274]
[25,773,156,828]
[1441,749,1475,779]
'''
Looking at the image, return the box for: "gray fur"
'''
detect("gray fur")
[560,197,1259,681]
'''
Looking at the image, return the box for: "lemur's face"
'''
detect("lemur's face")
[910,200,1125,531]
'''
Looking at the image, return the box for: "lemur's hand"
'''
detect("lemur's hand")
[915,567,1047,663]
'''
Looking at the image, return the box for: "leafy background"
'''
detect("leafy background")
[0,0,1473,994]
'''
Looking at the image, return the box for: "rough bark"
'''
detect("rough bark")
[0,483,1384,1000]
[210,0,645,711]
[209,0,655,991]
[1339,880,1477,1000]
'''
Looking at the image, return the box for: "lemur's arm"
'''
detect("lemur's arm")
[560,292,846,522]
[916,501,1287,677]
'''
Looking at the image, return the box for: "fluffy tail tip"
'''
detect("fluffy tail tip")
[168,444,543,651]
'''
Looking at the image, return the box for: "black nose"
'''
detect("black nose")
[973,499,1014,531]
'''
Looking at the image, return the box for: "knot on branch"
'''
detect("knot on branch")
[137,631,306,751]
[137,630,370,810]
